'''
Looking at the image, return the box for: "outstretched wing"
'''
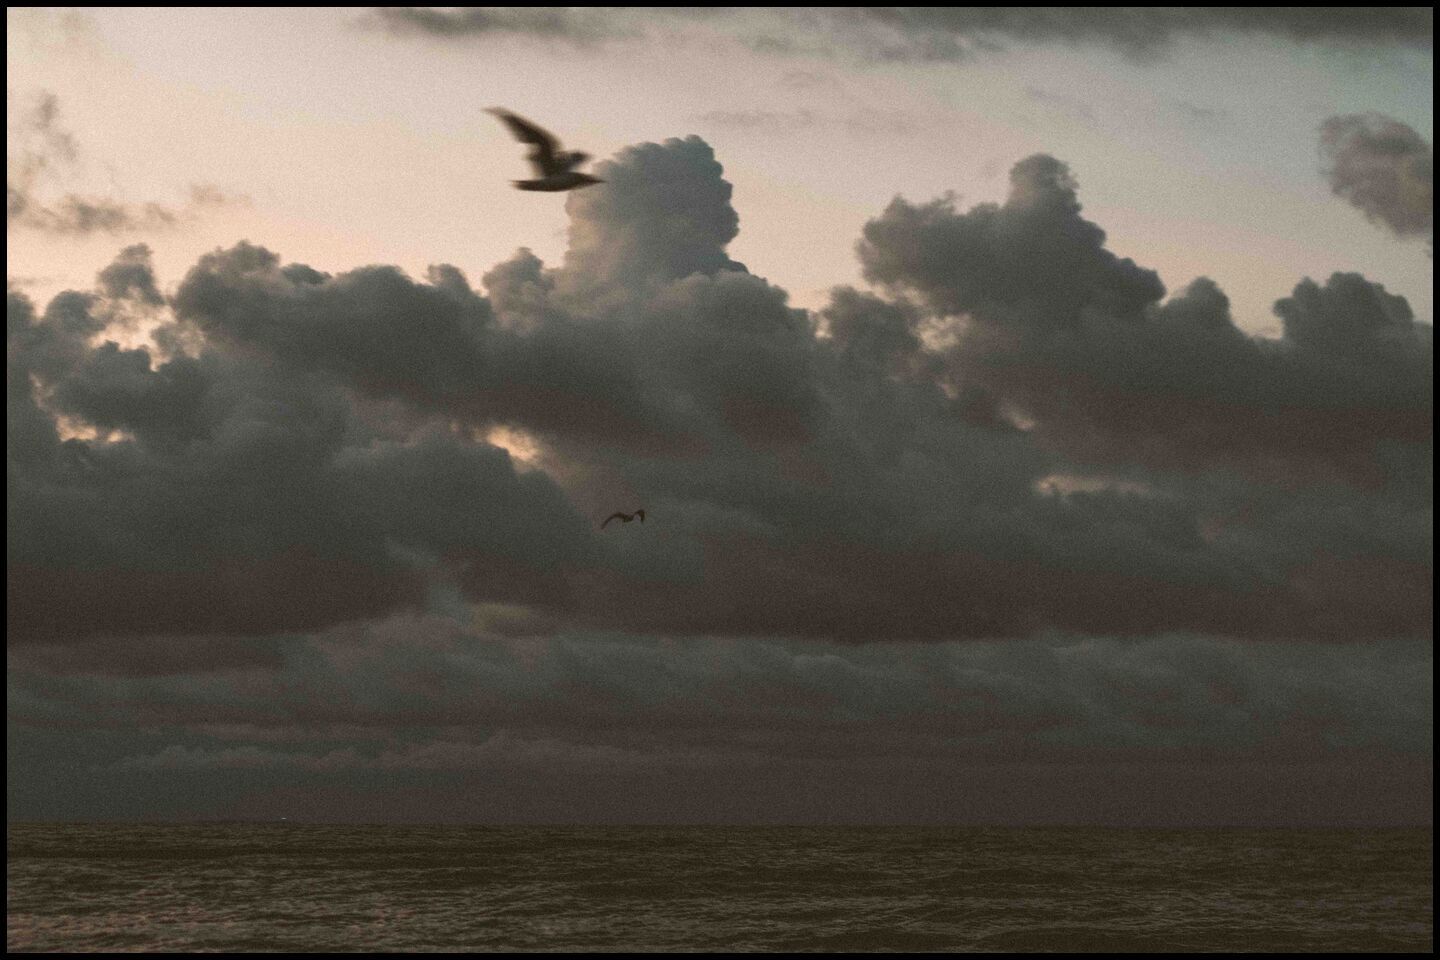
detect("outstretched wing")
[486,108,563,178]
[602,512,626,528]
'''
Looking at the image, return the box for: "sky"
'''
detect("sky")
[6,7,1434,826]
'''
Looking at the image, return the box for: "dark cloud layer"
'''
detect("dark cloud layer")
[371,7,1434,62]
[7,133,1432,823]
[7,624,1431,824]
[372,6,634,45]
[1320,113,1434,252]
[823,7,1434,61]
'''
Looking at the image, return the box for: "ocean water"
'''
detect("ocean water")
[7,824,1432,952]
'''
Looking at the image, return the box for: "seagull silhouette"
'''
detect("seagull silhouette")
[487,108,603,192]
[601,509,645,529]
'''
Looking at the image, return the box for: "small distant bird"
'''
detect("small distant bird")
[487,108,604,192]
[602,509,645,529]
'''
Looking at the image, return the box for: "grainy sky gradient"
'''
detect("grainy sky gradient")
[7,7,1433,825]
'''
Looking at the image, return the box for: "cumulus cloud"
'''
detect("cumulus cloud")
[559,137,748,293]
[8,248,598,643]
[1319,113,1433,252]
[856,154,1433,488]
[8,139,1432,655]
[7,133,1434,824]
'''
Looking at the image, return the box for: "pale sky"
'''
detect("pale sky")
[8,7,1433,330]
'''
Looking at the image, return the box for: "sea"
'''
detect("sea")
[7,824,1432,952]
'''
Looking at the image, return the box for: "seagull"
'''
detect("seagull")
[601,509,645,529]
[486,108,604,192]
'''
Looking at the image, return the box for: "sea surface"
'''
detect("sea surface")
[7,824,1432,952]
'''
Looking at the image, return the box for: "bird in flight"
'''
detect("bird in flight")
[486,108,604,192]
[602,509,645,528]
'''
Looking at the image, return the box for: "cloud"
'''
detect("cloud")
[11,623,1428,823]
[7,90,243,237]
[559,137,748,293]
[694,108,917,137]
[368,8,1434,62]
[1319,113,1434,252]
[1023,86,1098,124]
[815,8,1434,62]
[17,600,1426,748]
[856,154,1433,487]
[11,196,180,236]
[695,109,822,134]
[96,243,166,308]
[1168,98,1228,124]
[6,8,101,58]
[39,622,1428,761]
[7,139,1432,655]
[859,155,1167,322]
[368,6,635,45]
[8,248,598,643]
[108,733,668,774]
[7,90,76,223]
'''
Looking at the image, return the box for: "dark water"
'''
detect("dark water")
[7,824,1432,952]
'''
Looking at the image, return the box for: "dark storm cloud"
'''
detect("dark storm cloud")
[6,90,241,237]
[856,154,1433,487]
[8,249,599,644]
[1319,113,1434,251]
[179,137,747,362]
[369,7,1433,62]
[858,155,1167,322]
[175,136,812,460]
[8,137,1433,654]
[8,133,1434,826]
